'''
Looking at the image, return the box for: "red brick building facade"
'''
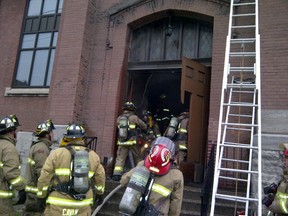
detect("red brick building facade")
[0,0,288,179]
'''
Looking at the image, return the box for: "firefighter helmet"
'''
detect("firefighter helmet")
[0,116,18,133]
[33,120,55,136]
[151,136,177,160]
[63,124,86,138]
[122,102,136,111]
[144,144,172,175]
[142,110,152,117]
[10,114,20,127]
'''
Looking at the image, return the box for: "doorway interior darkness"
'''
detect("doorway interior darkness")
[128,69,190,118]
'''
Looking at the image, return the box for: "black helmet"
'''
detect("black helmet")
[33,120,55,136]
[63,124,86,138]
[46,119,55,130]
[10,114,20,127]
[0,116,18,133]
[122,102,136,111]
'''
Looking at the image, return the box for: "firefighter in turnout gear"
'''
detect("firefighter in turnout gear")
[154,94,173,136]
[112,102,147,181]
[24,120,55,215]
[37,124,105,216]
[0,115,26,215]
[263,143,288,215]
[175,111,189,164]
[141,110,161,157]
[120,137,184,216]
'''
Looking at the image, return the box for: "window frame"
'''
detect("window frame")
[12,0,63,88]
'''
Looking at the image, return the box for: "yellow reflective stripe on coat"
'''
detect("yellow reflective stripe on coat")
[114,166,123,172]
[27,157,36,165]
[55,168,71,176]
[0,161,3,168]
[117,140,136,145]
[277,191,288,199]
[95,185,105,193]
[46,196,93,207]
[280,198,288,213]
[179,144,187,150]
[25,185,38,194]
[178,128,187,133]
[37,186,49,197]
[276,191,288,213]
[152,183,171,197]
[0,190,14,198]
[129,124,136,129]
[89,171,94,178]
[9,176,24,186]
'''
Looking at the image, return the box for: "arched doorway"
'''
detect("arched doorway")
[127,13,212,182]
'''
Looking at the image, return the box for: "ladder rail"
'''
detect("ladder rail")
[210,0,234,212]
[210,0,262,215]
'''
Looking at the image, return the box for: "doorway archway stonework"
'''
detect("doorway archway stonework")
[103,0,230,165]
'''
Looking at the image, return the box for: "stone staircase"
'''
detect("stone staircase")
[93,179,246,216]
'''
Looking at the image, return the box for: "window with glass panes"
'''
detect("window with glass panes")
[13,0,63,87]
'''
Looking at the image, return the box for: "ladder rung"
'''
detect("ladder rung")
[234,2,256,7]
[232,90,255,94]
[233,13,255,17]
[219,176,248,182]
[221,158,250,164]
[232,25,256,29]
[230,38,256,44]
[218,167,258,174]
[226,127,252,132]
[230,66,254,72]
[227,83,256,88]
[222,122,258,127]
[229,113,253,118]
[215,194,258,203]
[230,52,256,57]
[220,143,258,150]
[223,102,257,107]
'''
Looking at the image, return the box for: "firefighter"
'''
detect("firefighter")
[24,119,55,215]
[120,136,184,215]
[154,94,173,135]
[263,143,288,215]
[0,115,26,215]
[112,101,147,181]
[175,111,189,164]
[141,110,161,157]
[37,124,105,216]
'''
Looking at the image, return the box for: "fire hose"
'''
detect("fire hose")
[91,184,123,216]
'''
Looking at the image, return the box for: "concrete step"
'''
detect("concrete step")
[96,179,247,216]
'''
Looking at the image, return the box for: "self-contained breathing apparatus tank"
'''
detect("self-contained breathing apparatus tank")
[73,149,90,195]
[165,117,179,139]
[119,166,150,215]
[118,115,129,140]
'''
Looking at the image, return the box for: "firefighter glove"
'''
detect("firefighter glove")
[95,194,104,206]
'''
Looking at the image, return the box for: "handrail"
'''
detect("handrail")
[85,136,98,151]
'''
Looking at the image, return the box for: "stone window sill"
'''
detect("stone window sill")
[5,87,49,97]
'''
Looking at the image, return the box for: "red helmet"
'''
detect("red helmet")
[144,144,172,175]
[151,136,177,160]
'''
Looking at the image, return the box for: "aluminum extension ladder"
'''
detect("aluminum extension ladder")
[210,0,262,215]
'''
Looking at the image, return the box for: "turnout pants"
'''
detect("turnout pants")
[113,145,142,176]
